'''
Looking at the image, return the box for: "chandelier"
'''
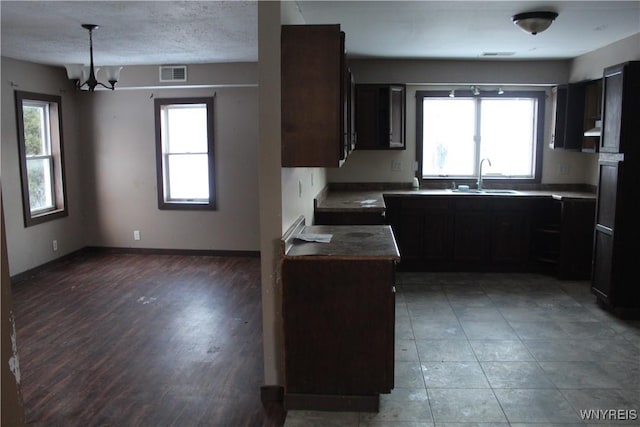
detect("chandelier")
[65,24,122,92]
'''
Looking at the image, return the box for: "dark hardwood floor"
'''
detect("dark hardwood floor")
[11,250,285,427]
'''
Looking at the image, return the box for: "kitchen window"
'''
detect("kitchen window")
[154,97,216,210]
[416,90,545,182]
[15,91,68,227]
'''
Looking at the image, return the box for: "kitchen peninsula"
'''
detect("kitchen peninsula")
[280,216,400,412]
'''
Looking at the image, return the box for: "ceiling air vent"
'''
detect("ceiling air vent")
[159,65,187,82]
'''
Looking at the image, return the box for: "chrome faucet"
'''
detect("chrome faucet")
[477,158,492,190]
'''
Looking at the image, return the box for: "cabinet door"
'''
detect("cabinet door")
[389,86,405,148]
[282,258,395,395]
[596,160,621,230]
[601,67,623,153]
[550,85,568,149]
[592,228,614,302]
[564,82,587,150]
[592,160,622,302]
[281,25,344,167]
[491,210,527,267]
[355,85,381,150]
[355,84,405,150]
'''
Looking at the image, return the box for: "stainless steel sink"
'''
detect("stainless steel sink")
[481,189,520,194]
[450,189,519,194]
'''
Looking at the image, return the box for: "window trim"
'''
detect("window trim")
[15,90,68,227]
[154,97,216,210]
[416,90,545,184]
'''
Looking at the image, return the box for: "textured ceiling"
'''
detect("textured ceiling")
[0,1,258,66]
[298,1,640,60]
[0,1,639,67]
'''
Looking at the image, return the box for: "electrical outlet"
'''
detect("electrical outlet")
[52,240,58,251]
[391,160,402,172]
[559,163,570,176]
[134,230,141,241]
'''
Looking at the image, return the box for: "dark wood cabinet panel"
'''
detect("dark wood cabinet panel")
[582,78,602,152]
[564,82,587,150]
[385,196,533,272]
[596,162,620,229]
[592,61,640,316]
[282,258,395,408]
[453,211,488,264]
[592,229,614,302]
[550,85,568,149]
[281,25,351,167]
[355,84,406,150]
[491,210,529,266]
[600,68,623,153]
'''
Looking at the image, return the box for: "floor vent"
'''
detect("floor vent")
[159,65,187,82]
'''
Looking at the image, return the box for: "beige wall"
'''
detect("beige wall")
[1,57,86,275]
[81,75,259,251]
[1,58,260,275]
[329,58,600,186]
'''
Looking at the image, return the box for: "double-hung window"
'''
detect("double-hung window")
[15,91,67,226]
[416,90,545,182]
[154,97,216,210]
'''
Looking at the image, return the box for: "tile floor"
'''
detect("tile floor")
[284,272,640,426]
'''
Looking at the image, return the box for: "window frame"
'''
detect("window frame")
[154,97,216,210]
[15,90,68,227]
[416,90,545,184]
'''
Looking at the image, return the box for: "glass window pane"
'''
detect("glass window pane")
[480,99,535,177]
[22,104,49,156]
[27,158,53,212]
[166,105,208,153]
[166,154,209,201]
[422,98,475,176]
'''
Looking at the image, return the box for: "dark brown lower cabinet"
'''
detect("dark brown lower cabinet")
[385,195,530,272]
[592,157,640,316]
[282,258,395,412]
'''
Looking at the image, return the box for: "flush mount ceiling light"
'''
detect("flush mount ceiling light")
[65,24,122,92]
[512,11,558,35]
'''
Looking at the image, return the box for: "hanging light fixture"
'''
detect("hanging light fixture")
[512,11,558,35]
[65,24,122,91]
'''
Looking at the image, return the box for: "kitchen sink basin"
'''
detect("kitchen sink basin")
[481,189,520,194]
[450,189,520,194]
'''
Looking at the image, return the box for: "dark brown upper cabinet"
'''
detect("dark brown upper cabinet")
[355,84,406,150]
[281,24,353,167]
[581,78,602,152]
[550,78,602,152]
[599,62,640,154]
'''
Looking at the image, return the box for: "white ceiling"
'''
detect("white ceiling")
[1,1,639,67]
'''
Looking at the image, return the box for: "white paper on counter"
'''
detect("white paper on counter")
[294,233,333,243]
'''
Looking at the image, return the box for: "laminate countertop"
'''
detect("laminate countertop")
[284,225,401,261]
[315,188,596,213]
